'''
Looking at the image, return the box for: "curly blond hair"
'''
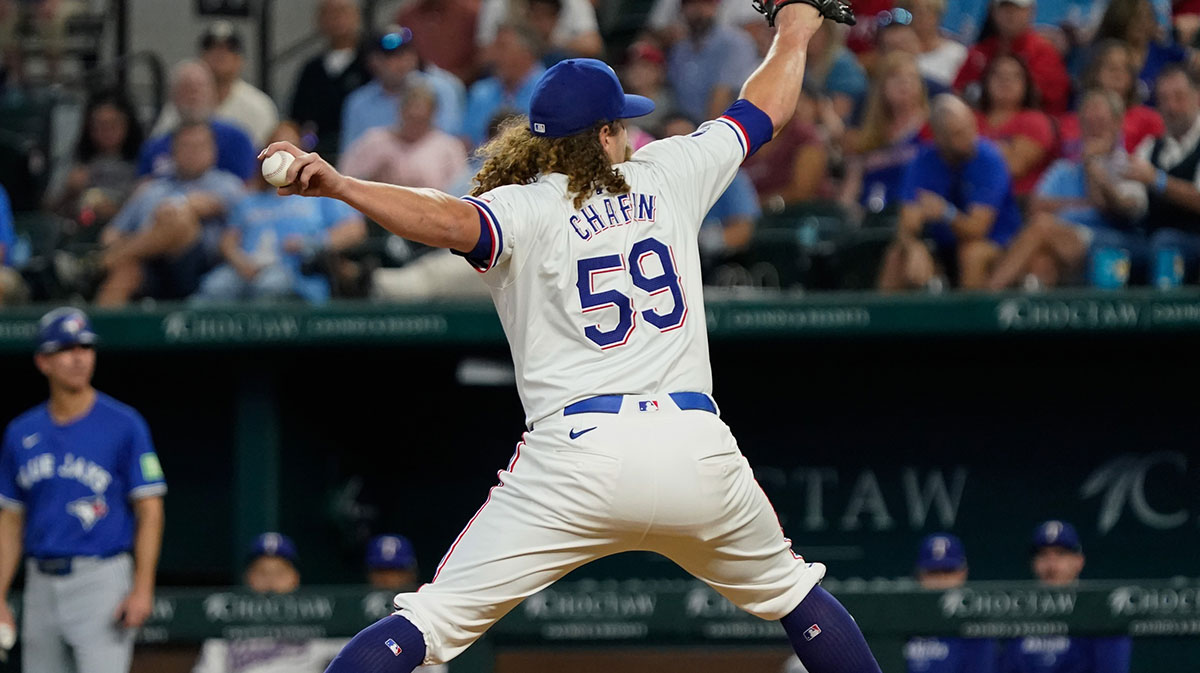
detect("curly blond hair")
[470,116,630,209]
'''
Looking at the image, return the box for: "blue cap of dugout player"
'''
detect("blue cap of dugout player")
[36,307,98,354]
[1031,520,1083,553]
[916,533,967,573]
[249,532,299,563]
[528,58,656,138]
[367,534,420,591]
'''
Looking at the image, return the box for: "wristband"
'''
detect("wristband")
[943,201,959,222]
[1155,169,1169,194]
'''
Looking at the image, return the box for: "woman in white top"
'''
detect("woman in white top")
[902,0,968,88]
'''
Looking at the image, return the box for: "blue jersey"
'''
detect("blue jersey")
[907,637,997,673]
[0,392,167,559]
[999,636,1132,673]
[901,139,1022,248]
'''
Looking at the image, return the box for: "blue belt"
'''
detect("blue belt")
[564,392,717,416]
[34,552,123,576]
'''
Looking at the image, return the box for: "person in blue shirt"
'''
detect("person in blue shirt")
[906,534,997,673]
[98,122,246,306]
[0,308,167,673]
[998,521,1132,673]
[878,94,1021,290]
[463,23,546,148]
[667,0,760,123]
[340,27,467,152]
[136,60,257,181]
[988,90,1148,289]
[196,124,366,303]
[0,183,25,306]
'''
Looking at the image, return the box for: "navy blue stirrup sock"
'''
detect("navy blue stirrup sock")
[780,586,882,673]
[325,614,427,673]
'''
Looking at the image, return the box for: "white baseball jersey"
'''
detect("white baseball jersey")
[461,107,760,427]
[391,102,826,666]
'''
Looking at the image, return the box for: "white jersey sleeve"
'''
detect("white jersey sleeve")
[626,99,774,235]
[457,183,548,289]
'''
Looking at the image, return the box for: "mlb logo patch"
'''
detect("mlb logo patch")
[803,624,822,641]
[385,638,403,656]
[638,400,659,412]
[533,122,546,133]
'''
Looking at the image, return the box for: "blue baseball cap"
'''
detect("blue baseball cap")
[366,534,417,571]
[1032,520,1083,553]
[917,533,967,572]
[248,532,299,564]
[36,307,98,354]
[528,58,656,138]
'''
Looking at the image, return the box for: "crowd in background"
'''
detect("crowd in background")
[3,0,1200,306]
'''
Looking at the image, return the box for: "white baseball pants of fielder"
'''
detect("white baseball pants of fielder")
[392,394,826,665]
[21,554,136,673]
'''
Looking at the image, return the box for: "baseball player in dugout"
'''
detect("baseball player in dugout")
[906,533,996,673]
[997,521,1131,673]
[261,1,882,671]
[0,307,167,673]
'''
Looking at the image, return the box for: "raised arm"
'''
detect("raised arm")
[739,4,834,136]
[258,143,479,254]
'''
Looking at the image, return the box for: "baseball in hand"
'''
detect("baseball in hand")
[261,151,295,188]
[0,622,15,650]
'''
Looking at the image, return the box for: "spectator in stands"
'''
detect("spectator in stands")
[998,521,1131,673]
[955,0,1071,115]
[152,23,277,148]
[842,52,931,217]
[1094,0,1188,102]
[873,8,951,97]
[906,534,997,673]
[192,533,347,673]
[196,22,278,147]
[396,0,480,84]
[878,95,1021,290]
[667,0,759,122]
[646,0,764,46]
[99,122,245,306]
[0,183,26,305]
[903,0,969,89]
[1127,65,1200,287]
[196,123,366,304]
[290,0,371,159]
[989,90,1147,289]
[138,60,257,181]
[341,27,466,152]
[463,22,545,147]
[366,534,419,591]
[45,91,144,246]
[0,0,79,84]
[1059,40,1165,158]
[621,41,677,139]
[476,0,602,61]
[742,89,833,209]
[340,84,467,193]
[525,0,589,65]
[803,20,869,122]
[976,53,1058,201]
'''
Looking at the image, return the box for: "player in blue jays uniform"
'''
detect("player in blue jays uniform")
[906,533,996,673]
[998,521,1131,673]
[0,308,167,673]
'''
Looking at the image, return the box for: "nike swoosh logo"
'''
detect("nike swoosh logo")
[569,427,597,440]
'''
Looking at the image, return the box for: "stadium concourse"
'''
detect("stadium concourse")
[2,1,1200,673]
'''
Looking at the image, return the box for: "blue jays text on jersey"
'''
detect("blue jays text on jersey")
[569,192,658,241]
[0,392,167,559]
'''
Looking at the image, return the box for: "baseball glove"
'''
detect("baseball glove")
[752,0,857,27]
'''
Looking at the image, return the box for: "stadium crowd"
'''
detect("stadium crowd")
[3,0,1200,305]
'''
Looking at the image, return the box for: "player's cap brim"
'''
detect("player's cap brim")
[619,94,656,121]
[38,332,98,354]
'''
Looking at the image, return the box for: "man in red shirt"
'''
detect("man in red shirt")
[953,0,1070,115]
